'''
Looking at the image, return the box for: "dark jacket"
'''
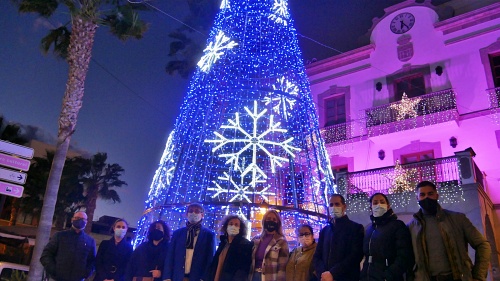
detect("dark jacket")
[40,228,96,281]
[312,215,364,281]
[163,226,216,281]
[126,239,169,281]
[408,206,491,281]
[95,237,133,281]
[207,234,253,281]
[360,209,414,281]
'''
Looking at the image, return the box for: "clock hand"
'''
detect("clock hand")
[400,21,409,29]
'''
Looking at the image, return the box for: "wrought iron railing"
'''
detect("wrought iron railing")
[365,89,457,127]
[320,122,348,143]
[336,156,461,196]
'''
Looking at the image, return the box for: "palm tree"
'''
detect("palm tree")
[11,1,147,279]
[74,152,126,233]
[22,151,85,229]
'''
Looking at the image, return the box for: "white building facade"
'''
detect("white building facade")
[307,0,500,278]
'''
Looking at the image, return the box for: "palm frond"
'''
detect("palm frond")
[17,0,59,17]
[101,4,148,40]
[40,26,71,59]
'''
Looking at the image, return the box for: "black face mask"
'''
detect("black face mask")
[72,219,86,230]
[418,197,438,215]
[264,221,278,233]
[150,229,164,241]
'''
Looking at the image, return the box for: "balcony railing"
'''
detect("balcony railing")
[336,156,461,196]
[365,89,457,127]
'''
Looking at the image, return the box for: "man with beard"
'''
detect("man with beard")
[408,181,491,281]
[40,211,96,281]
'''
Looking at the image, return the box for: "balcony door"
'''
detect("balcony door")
[324,94,346,127]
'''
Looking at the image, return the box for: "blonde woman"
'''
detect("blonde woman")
[250,210,289,281]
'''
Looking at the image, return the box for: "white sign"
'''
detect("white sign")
[0,181,24,198]
[0,167,26,184]
[0,140,34,159]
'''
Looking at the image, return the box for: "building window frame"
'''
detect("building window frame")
[480,39,500,90]
[317,85,350,128]
[386,64,432,103]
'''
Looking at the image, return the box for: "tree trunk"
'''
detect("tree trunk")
[27,16,97,281]
[8,198,19,226]
[84,188,98,233]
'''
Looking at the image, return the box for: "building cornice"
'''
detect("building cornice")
[305,44,374,77]
[434,2,500,35]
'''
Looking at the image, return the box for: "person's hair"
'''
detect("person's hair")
[187,203,205,213]
[147,220,171,242]
[297,224,315,242]
[330,194,346,205]
[260,210,284,236]
[368,193,390,205]
[219,215,248,237]
[416,181,437,191]
[109,218,129,234]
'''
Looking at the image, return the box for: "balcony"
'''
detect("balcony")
[488,86,500,108]
[334,150,485,206]
[365,89,458,128]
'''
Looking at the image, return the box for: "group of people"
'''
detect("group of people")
[40,181,492,281]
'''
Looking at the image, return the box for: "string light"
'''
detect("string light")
[133,0,336,246]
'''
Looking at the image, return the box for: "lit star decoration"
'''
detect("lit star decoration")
[205,100,301,187]
[197,30,238,73]
[269,0,289,26]
[384,160,418,194]
[264,76,299,120]
[390,92,422,121]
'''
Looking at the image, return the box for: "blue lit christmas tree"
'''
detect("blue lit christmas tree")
[134,0,335,247]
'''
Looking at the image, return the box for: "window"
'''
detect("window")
[324,94,346,126]
[394,74,426,100]
[401,150,434,164]
[489,52,500,88]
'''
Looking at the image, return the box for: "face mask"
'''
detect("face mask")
[72,219,86,230]
[227,225,240,236]
[329,206,344,218]
[114,228,127,238]
[418,197,438,214]
[150,229,164,241]
[299,236,314,247]
[264,221,278,232]
[187,212,202,224]
[372,204,388,217]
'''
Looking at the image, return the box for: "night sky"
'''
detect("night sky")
[1,0,431,226]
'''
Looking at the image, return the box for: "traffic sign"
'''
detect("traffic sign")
[0,167,26,184]
[0,181,24,198]
[0,140,33,159]
[0,153,31,171]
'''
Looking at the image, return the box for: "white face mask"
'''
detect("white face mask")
[226,225,240,236]
[187,212,202,223]
[372,204,388,217]
[329,206,344,218]
[114,228,127,238]
[299,236,314,247]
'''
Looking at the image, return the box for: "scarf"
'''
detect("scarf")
[186,220,202,249]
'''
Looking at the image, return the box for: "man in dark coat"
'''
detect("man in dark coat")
[163,203,216,281]
[408,181,490,281]
[40,211,96,281]
[313,194,364,281]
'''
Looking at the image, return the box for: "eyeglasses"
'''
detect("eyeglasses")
[73,217,87,221]
[298,232,312,237]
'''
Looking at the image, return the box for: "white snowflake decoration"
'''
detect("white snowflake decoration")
[269,0,289,26]
[220,0,230,9]
[147,130,176,202]
[264,76,299,120]
[205,100,301,187]
[207,172,274,203]
[197,30,238,73]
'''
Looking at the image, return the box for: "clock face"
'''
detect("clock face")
[390,12,415,34]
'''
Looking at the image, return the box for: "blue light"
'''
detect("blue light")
[134,0,336,247]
